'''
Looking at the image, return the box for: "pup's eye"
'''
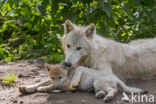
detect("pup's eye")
[67,44,70,48]
[52,77,55,80]
[59,76,62,79]
[77,47,81,50]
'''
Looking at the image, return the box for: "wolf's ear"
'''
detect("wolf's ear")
[45,63,51,72]
[85,24,96,39]
[64,20,74,34]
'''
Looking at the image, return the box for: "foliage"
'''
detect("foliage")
[0,0,155,63]
[2,74,16,85]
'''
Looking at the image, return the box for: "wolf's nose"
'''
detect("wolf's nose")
[64,62,72,67]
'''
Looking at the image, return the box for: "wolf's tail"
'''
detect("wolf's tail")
[117,79,148,94]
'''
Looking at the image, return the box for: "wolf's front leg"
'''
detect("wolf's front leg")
[37,83,55,92]
[19,79,52,93]
[69,66,84,91]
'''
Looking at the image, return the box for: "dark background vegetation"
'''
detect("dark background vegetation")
[0,0,156,63]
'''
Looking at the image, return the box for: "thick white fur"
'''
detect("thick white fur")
[69,66,145,102]
[62,20,156,80]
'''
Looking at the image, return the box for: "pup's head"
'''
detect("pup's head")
[62,20,96,67]
[45,64,67,84]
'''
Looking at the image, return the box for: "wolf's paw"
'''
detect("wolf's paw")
[69,87,77,92]
[72,84,79,88]
[71,80,80,88]
[19,86,26,93]
[69,80,80,91]
[19,85,37,93]
[103,96,113,103]
[95,91,106,99]
[69,83,79,91]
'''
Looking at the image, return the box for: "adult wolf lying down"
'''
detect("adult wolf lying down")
[62,20,156,80]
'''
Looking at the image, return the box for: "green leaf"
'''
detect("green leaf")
[123,4,133,21]
[0,48,5,59]
[0,48,4,55]
[14,0,20,7]
[0,0,8,10]
[36,3,46,16]
[99,0,112,17]
[103,3,112,17]
[8,0,14,8]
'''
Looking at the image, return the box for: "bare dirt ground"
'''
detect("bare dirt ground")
[0,58,156,104]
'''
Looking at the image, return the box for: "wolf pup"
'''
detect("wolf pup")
[62,20,156,80]
[19,64,69,93]
[19,63,147,103]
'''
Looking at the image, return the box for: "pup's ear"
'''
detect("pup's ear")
[85,24,96,39]
[45,63,51,72]
[64,20,74,34]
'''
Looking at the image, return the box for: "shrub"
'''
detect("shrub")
[0,0,155,63]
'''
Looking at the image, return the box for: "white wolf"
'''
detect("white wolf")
[62,20,156,80]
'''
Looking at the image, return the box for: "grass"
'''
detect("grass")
[2,74,16,86]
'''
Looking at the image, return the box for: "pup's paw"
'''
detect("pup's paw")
[103,96,113,103]
[95,91,106,99]
[19,85,37,93]
[69,87,77,92]
[69,81,80,91]
[19,86,26,93]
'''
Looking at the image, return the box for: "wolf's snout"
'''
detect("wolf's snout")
[64,62,72,67]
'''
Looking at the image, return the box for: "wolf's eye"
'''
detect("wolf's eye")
[52,77,55,80]
[77,47,81,50]
[67,44,70,48]
[59,76,62,79]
